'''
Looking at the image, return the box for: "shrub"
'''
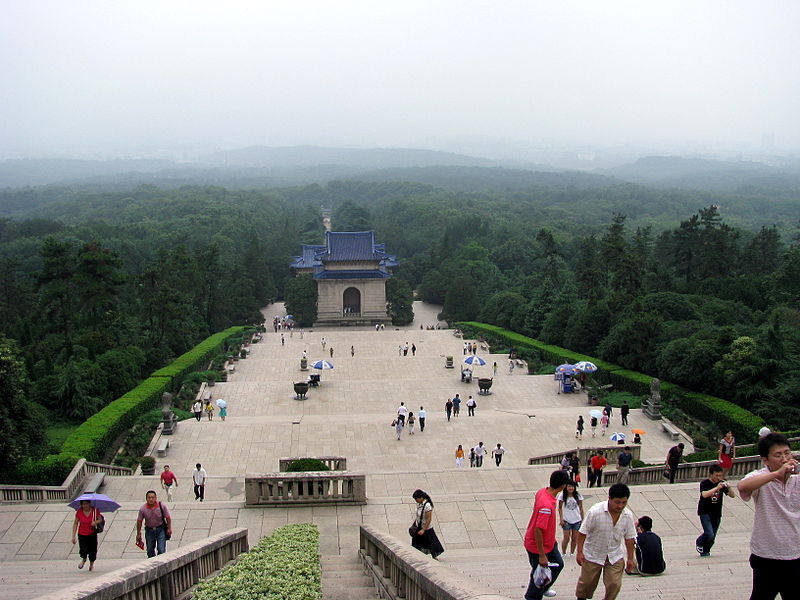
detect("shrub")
[284,458,330,472]
[192,523,320,600]
[13,453,81,486]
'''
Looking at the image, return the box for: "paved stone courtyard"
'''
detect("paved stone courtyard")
[0,302,758,599]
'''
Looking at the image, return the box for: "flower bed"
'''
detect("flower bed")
[192,523,320,600]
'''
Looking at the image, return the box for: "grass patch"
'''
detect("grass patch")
[603,391,643,410]
[45,422,79,453]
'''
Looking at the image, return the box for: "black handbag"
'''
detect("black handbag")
[159,502,171,540]
[92,508,105,533]
[409,522,419,537]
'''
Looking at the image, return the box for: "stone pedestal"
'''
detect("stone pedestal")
[643,378,662,420]
[161,392,178,435]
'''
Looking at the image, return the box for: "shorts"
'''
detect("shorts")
[562,520,582,531]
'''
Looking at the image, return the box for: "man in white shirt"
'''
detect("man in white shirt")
[396,402,408,425]
[575,483,636,600]
[192,463,208,502]
[737,432,800,600]
[418,406,426,432]
[473,442,487,468]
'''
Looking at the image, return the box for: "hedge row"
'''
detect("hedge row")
[192,523,320,600]
[152,326,250,391]
[458,321,764,442]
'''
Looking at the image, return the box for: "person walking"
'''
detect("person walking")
[493,361,498,376]
[665,443,684,484]
[575,483,637,600]
[590,415,598,437]
[351,345,355,357]
[590,451,607,488]
[718,431,735,478]
[523,470,569,600]
[321,337,326,350]
[493,443,506,467]
[737,432,800,599]
[418,406,426,432]
[445,398,453,422]
[466,395,477,417]
[396,402,408,425]
[192,400,203,422]
[473,442,487,467]
[160,465,178,502]
[280,333,285,346]
[696,463,735,557]
[72,499,103,571]
[620,402,630,426]
[455,444,465,467]
[403,342,409,357]
[469,446,476,468]
[617,447,633,485]
[136,490,172,558]
[600,412,609,436]
[509,359,515,374]
[219,403,227,421]
[407,411,415,435]
[410,489,445,559]
[329,346,334,358]
[394,417,404,440]
[193,463,207,501]
[452,394,461,417]
[558,480,584,556]
[411,343,416,356]
[570,453,582,486]
[576,415,584,439]
[204,400,214,421]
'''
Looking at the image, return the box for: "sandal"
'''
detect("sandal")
[78,559,86,569]
[88,563,94,571]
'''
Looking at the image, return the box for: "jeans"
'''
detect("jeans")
[194,483,205,501]
[696,513,720,554]
[468,405,475,416]
[525,547,563,600]
[495,454,503,466]
[419,417,425,431]
[145,526,167,558]
[475,455,483,467]
[749,554,800,599]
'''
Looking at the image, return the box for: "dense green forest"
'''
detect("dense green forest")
[1,171,799,475]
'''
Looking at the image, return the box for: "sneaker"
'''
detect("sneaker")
[696,545,704,555]
[544,590,557,597]
[700,552,710,557]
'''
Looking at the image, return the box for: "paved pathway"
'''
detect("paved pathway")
[0,302,757,599]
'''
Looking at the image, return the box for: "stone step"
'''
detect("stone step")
[321,553,377,600]
[0,559,138,600]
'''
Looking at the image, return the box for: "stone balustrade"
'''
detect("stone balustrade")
[278,456,347,471]
[245,471,366,506]
[528,444,642,466]
[33,528,248,600]
[0,459,132,504]
[359,524,513,600]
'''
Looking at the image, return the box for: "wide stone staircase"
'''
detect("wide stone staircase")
[321,552,378,600]
[0,559,136,599]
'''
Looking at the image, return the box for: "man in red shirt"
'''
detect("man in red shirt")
[590,450,608,487]
[160,465,178,501]
[524,469,570,599]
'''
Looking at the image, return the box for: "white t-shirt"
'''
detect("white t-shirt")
[415,501,432,529]
[397,405,408,417]
[473,445,486,457]
[466,398,476,407]
[418,409,426,419]
[556,490,584,524]
[193,468,207,485]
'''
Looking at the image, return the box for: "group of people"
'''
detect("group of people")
[192,398,227,421]
[444,393,480,419]
[392,402,427,439]
[454,442,505,467]
[575,402,631,440]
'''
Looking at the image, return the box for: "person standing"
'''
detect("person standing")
[445,398,453,421]
[509,359,515,374]
[418,406,426,432]
[576,415,584,439]
[570,453,582,486]
[329,346,334,358]
[493,361,498,376]
[575,483,637,600]
[473,442,487,467]
[616,447,633,485]
[590,451,607,488]
[604,403,613,420]
[192,400,203,422]
[71,499,102,571]
[620,402,630,426]
[193,463,207,501]
[411,343,416,356]
[280,333,285,346]
[351,345,355,357]
[737,432,800,600]
[666,443,685,484]
[696,463,735,557]
[136,490,172,558]
[523,470,569,600]
[455,444,465,467]
[407,411,415,435]
[160,465,178,502]
[632,516,666,575]
[410,489,445,559]
[321,337,326,350]
[558,480,584,556]
[396,402,408,425]
[466,395,477,417]
[718,431,735,478]
[452,394,461,417]
[493,443,506,467]
[394,417,404,440]
[403,342,409,356]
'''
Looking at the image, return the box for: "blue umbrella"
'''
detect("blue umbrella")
[610,432,626,442]
[555,363,576,376]
[574,361,598,373]
[312,360,334,370]
[285,314,294,320]
[463,355,486,366]
[68,493,121,512]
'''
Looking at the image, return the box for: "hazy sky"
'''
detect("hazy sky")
[1,0,799,158]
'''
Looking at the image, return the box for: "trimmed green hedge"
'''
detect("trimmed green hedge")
[193,523,320,600]
[284,458,330,472]
[458,321,766,443]
[152,326,250,391]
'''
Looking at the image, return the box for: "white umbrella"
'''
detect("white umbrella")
[610,432,626,442]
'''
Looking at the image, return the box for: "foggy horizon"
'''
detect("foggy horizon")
[1,0,799,160]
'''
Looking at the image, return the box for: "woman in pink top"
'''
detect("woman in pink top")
[600,413,609,436]
[71,500,103,571]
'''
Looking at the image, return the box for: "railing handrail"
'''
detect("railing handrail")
[33,527,249,600]
[278,456,347,471]
[245,470,367,506]
[0,458,133,504]
[359,524,514,600]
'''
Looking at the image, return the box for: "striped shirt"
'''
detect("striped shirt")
[579,500,636,565]
[739,467,800,560]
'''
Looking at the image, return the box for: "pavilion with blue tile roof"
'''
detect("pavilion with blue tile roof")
[290,231,397,325]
